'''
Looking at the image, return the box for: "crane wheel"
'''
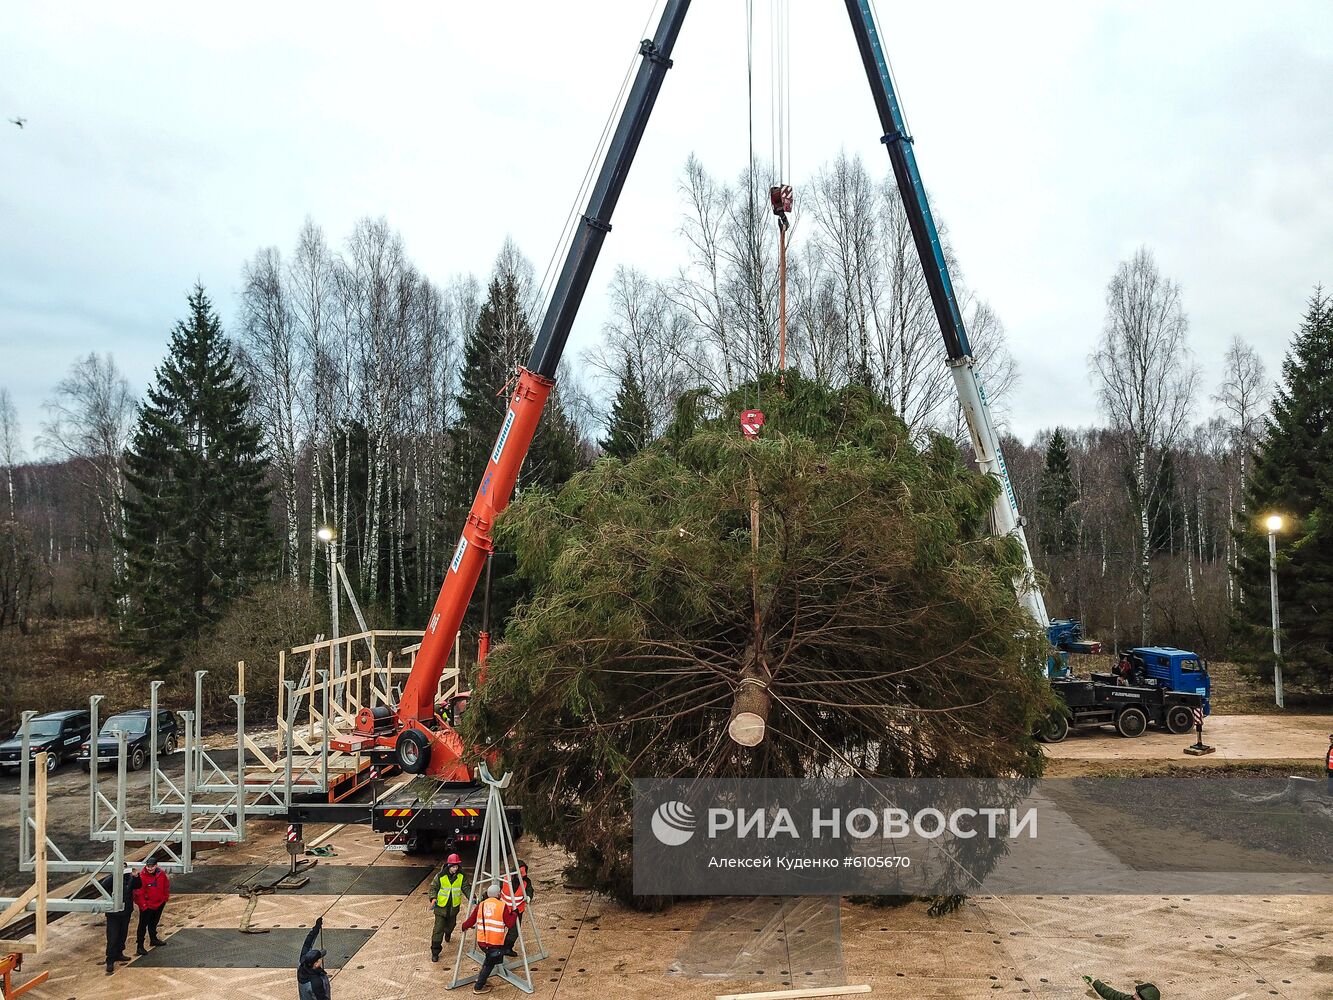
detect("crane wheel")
[1037,714,1069,744]
[1115,706,1148,738]
[395,729,432,774]
[1165,705,1194,735]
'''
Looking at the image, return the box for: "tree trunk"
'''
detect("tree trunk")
[1136,446,1152,643]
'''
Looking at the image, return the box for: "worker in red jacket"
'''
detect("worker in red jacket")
[132,854,171,954]
[460,883,516,995]
[501,861,533,957]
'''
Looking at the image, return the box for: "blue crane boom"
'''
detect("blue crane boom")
[842,0,1053,633]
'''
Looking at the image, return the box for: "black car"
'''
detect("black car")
[0,710,93,774]
[77,710,179,772]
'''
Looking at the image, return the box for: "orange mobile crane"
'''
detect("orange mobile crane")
[330,2,693,787]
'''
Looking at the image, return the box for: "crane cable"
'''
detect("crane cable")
[770,0,792,390]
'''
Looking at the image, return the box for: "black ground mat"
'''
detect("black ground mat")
[169,863,431,896]
[131,928,375,969]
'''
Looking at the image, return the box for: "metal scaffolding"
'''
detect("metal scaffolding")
[0,629,434,926]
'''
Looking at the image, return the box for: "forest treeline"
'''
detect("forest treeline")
[1,153,1329,692]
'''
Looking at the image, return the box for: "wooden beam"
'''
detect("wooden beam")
[0,886,39,933]
[715,987,870,1000]
[33,755,46,951]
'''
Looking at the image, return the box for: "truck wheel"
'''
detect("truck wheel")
[130,746,148,771]
[1165,705,1194,735]
[395,729,431,775]
[1037,715,1069,744]
[1115,707,1148,738]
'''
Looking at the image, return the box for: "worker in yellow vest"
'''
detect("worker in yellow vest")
[460,883,516,995]
[429,853,466,962]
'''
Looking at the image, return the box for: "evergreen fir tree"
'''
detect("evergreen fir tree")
[600,358,652,459]
[451,274,528,504]
[447,267,585,641]
[1036,428,1078,553]
[1234,288,1333,692]
[449,271,583,507]
[121,285,273,664]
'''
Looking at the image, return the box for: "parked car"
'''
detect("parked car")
[77,710,179,772]
[0,710,93,774]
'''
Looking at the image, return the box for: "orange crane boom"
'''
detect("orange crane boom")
[335,0,693,779]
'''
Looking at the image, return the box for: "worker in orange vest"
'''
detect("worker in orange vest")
[459,883,516,995]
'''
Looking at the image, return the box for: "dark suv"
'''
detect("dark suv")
[77,710,179,772]
[0,710,93,774]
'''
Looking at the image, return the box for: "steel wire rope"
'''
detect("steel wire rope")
[533,0,665,328]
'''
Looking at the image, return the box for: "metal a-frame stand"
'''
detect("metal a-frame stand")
[448,764,546,993]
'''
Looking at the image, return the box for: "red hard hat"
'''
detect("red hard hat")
[447,853,462,865]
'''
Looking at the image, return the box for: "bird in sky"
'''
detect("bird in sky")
[10,117,27,128]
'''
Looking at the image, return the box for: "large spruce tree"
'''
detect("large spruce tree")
[1036,428,1078,553]
[599,358,652,459]
[469,374,1051,904]
[121,286,272,663]
[1235,289,1333,692]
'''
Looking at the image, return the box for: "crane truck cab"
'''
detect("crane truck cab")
[1120,646,1211,712]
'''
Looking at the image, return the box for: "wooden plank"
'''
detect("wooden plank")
[715,987,870,1000]
[0,885,39,933]
[242,735,277,770]
[286,629,423,655]
[34,754,46,950]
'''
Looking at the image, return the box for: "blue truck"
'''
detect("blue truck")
[1037,646,1212,743]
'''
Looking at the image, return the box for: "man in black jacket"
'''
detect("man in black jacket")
[298,916,331,1000]
[100,866,135,975]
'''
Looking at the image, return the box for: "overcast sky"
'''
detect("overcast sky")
[3,1,1331,456]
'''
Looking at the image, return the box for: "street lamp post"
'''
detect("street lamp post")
[317,527,341,692]
[1265,514,1284,709]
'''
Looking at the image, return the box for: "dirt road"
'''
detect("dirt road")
[1044,713,1330,764]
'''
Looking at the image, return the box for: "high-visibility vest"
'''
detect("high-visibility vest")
[477,898,507,947]
[1326,746,1333,771]
[501,880,526,914]
[436,872,464,908]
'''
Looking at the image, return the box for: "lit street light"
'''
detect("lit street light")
[1265,514,1284,709]
[318,527,341,688]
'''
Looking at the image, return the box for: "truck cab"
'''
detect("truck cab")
[1126,646,1211,714]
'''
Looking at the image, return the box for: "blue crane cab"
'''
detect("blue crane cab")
[1125,646,1211,714]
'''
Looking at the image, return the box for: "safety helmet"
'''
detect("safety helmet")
[447,853,462,865]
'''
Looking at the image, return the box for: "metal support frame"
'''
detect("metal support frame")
[3,714,129,915]
[0,740,48,954]
[448,765,547,994]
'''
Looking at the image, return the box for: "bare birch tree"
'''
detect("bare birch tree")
[1090,247,1200,642]
[587,266,700,437]
[39,353,135,604]
[0,389,21,519]
[289,218,336,592]
[240,245,304,584]
[1212,335,1268,513]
